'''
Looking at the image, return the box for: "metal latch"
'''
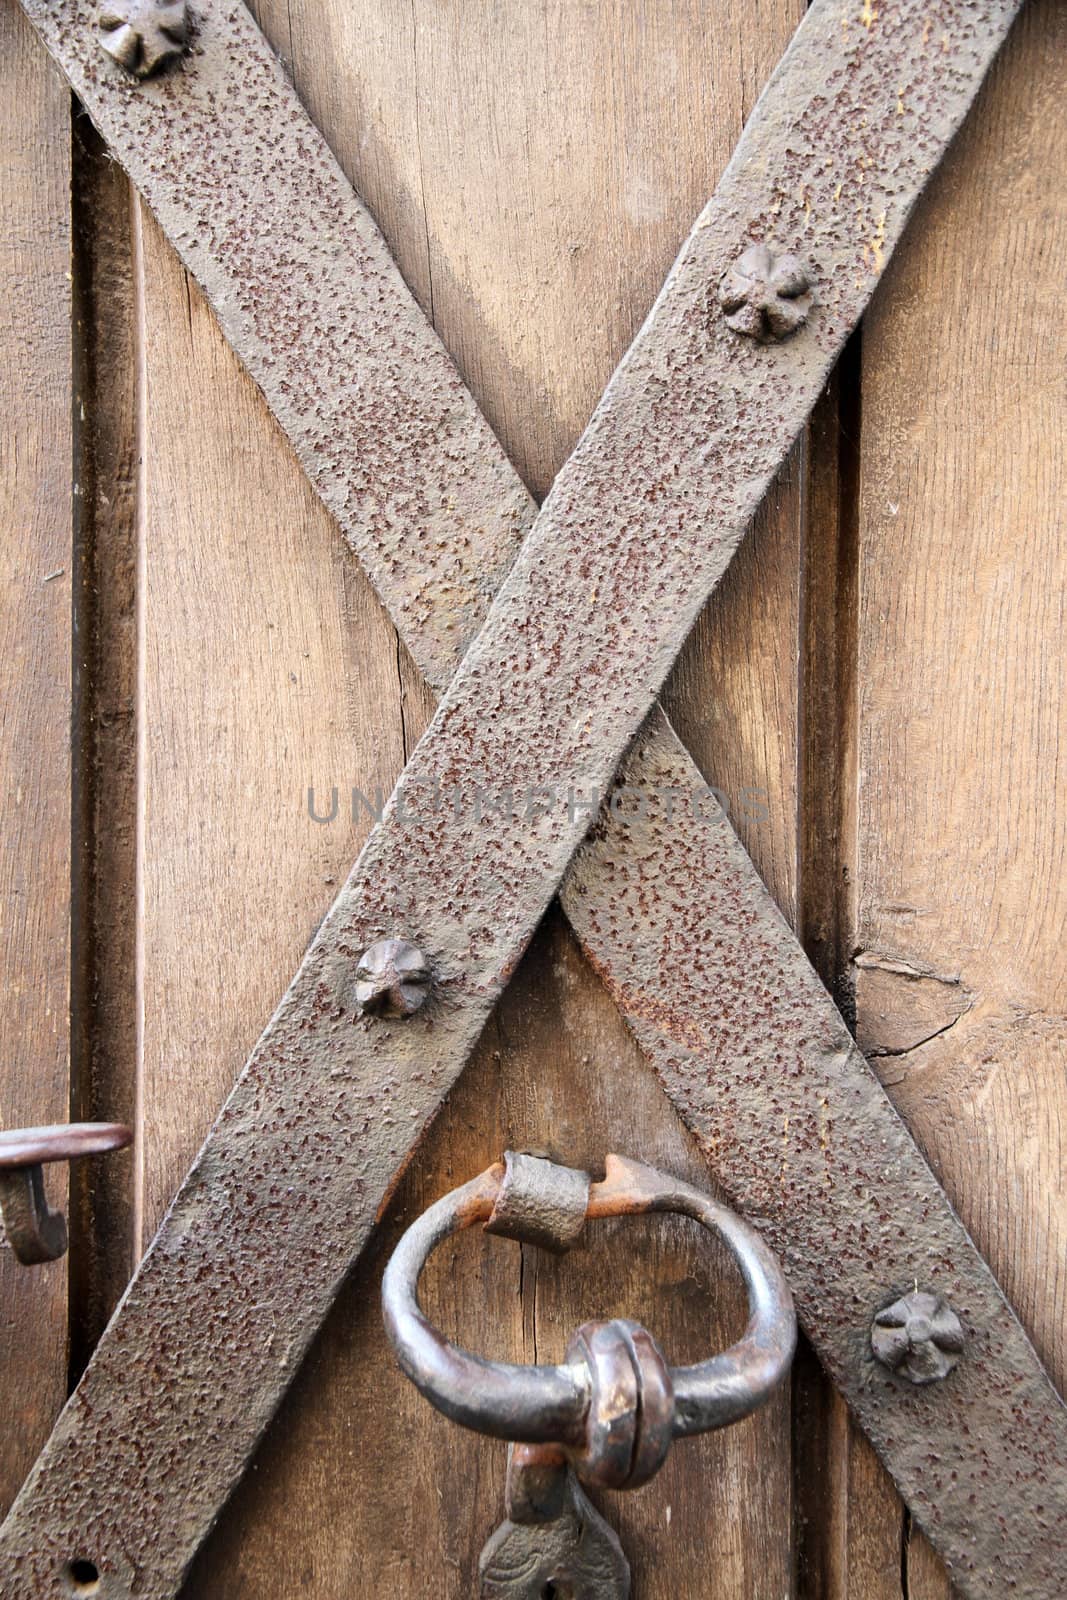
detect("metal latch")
[0,1123,131,1266]
[382,1152,796,1596]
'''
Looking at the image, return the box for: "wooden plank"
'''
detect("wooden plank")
[796,351,908,1599]
[858,0,1065,1398]
[69,111,141,1374]
[8,3,1053,1594]
[0,3,1057,1593]
[795,9,1064,1594]
[171,1,804,1594]
[852,1,1064,1592]
[666,452,803,922]
[0,0,72,1513]
[907,1527,957,1600]
[188,921,798,1598]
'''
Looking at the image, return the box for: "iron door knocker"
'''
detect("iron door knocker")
[382,1151,796,1597]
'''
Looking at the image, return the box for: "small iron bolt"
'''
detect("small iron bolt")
[355,938,431,1019]
[0,1123,133,1266]
[871,1290,965,1385]
[718,243,813,343]
[98,0,189,79]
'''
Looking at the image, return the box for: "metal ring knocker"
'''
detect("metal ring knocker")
[383,1152,796,1597]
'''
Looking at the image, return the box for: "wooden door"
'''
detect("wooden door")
[1,0,1063,1594]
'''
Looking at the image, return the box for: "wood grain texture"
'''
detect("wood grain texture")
[664,449,803,926]
[69,112,141,1372]
[857,0,1065,1391]
[850,2,1063,1593]
[907,1525,957,1600]
[796,357,911,1600]
[793,10,1065,1595]
[135,205,404,1244]
[185,920,796,1597]
[0,0,72,1513]
[5,0,1057,1594]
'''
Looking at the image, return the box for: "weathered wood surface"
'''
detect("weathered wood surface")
[0,0,1062,1596]
[798,5,1064,1596]
[0,1,72,1516]
[857,0,1066,1398]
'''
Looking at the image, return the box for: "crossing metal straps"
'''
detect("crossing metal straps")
[3,3,1059,1600]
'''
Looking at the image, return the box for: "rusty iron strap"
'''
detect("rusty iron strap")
[2,3,1062,1600]
[565,711,1067,1598]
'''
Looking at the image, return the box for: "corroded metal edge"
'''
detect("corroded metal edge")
[0,3,1043,1600]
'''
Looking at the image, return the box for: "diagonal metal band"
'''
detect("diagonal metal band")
[4,3,1060,1599]
[27,0,529,698]
[566,711,1067,1598]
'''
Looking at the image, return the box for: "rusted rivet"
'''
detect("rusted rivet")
[355,938,431,1019]
[871,1290,965,1385]
[98,0,189,79]
[0,1123,133,1266]
[718,243,812,342]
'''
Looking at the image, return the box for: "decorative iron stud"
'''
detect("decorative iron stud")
[871,1290,965,1385]
[98,0,189,79]
[354,938,432,1018]
[718,243,813,342]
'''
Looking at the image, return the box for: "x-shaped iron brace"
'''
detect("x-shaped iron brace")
[1,2,1063,1598]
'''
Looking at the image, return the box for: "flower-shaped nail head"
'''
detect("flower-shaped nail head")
[718,243,813,343]
[354,938,432,1019]
[98,0,189,80]
[871,1290,965,1385]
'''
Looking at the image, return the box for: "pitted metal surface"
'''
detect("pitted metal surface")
[1,2,1046,1598]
